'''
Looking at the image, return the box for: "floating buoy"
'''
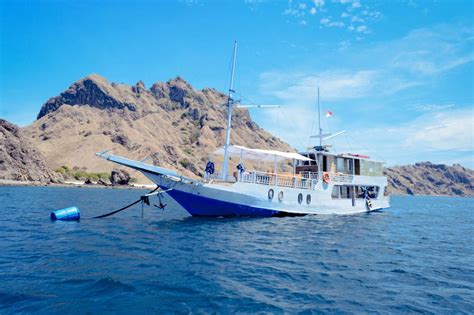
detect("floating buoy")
[51,207,80,221]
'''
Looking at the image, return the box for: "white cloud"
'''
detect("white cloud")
[351,0,361,9]
[334,109,474,166]
[257,25,471,105]
[283,0,380,34]
[320,17,330,25]
[338,40,351,50]
[320,17,345,28]
[258,69,420,103]
[250,23,474,167]
[379,25,474,75]
[405,110,474,152]
[356,25,368,33]
[351,15,364,22]
[329,21,345,27]
[410,104,455,112]
[284,7,305,17]
[312,0,325,8]
[256,107,473,167]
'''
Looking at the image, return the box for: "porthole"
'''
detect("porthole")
[268,189,274,200]
[278,191,284,203]
[306,194,312,205]
[298,193,303,204]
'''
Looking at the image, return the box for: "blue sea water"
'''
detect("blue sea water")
[0,186,473,314]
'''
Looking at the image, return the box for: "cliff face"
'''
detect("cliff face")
[18,74,474,194]
[0,119,60,183]
[24,74,292,180]
[384,162,474,196]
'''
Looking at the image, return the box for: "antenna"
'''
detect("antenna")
[317,86,322,147]
[222,40,238,181]
[310,86,344,149]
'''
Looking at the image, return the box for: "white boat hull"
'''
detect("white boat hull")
[97,153,390,217]
[144,171,390,217]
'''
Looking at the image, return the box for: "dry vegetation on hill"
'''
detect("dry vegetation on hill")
[23,74,292,182]
[1,74,472,196]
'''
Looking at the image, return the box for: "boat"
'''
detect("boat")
[97,41,390,216]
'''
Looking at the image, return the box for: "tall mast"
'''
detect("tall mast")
[222,40,238,180]
[317,86,322,147]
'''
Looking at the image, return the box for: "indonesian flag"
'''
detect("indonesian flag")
[325,110,333,118]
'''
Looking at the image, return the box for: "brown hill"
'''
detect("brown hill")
[384,162,473,196]
[24,74,292,182]
[0,119,60,183]
[19,74,473,196]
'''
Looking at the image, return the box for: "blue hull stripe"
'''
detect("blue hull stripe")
[165,188,280,217]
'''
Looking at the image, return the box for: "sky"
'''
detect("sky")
[1,0,473,167]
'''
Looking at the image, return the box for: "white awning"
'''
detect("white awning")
[213,145,314,162]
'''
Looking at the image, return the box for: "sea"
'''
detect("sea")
[0,186,473,314]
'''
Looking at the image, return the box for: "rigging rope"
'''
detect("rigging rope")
[92,186,160,219]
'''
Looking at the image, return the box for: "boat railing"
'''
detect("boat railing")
[208,170,353,187]
[329,172,354,183]
[239,170,353,188]
[240,170,317,189]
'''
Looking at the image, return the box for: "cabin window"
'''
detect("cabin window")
[332,185,380,199]
[336,158,345,173]
[331,186,340,199]
[268,189,274,200]
[347,159,354,173]
[306,194,311,205]
[359,161,383,176]
[278,191,284,202]
[298,193,303,204]
[354,159,360,175]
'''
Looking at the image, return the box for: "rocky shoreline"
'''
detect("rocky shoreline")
[0,179,154,190]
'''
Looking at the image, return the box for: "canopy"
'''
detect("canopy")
[213,145,314,162]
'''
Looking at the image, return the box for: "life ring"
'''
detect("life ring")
[322,172,330,184]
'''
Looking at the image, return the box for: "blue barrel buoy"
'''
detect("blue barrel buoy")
[51,207,80,221]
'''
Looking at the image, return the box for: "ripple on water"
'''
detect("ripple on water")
[0,187,473,313]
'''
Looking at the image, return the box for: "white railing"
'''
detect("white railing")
[240,170,353,188]
[239,170,317,190]
[329,173,354,183]
[208,170,354,188]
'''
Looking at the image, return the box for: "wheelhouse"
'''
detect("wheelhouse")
[296,150,384,177]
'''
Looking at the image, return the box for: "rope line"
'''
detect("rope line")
[92,186,160,219]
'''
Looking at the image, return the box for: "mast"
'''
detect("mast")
[222,40,238,180]
[317,86,322,147]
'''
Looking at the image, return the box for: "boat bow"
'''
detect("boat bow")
[95,151,200,184]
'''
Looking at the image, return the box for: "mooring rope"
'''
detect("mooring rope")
[92,186,160,219]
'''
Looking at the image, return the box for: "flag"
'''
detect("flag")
[325,110,333,118]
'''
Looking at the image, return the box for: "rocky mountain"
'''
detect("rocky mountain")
[0,119,60,183]
[17,74,473,196]
[24,74,292,182]
[384,162,473,196]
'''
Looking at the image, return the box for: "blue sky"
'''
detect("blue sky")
[1,0,473,167]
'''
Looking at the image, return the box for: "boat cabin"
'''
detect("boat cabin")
[210,145,384,196]
[295,150,384,177]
